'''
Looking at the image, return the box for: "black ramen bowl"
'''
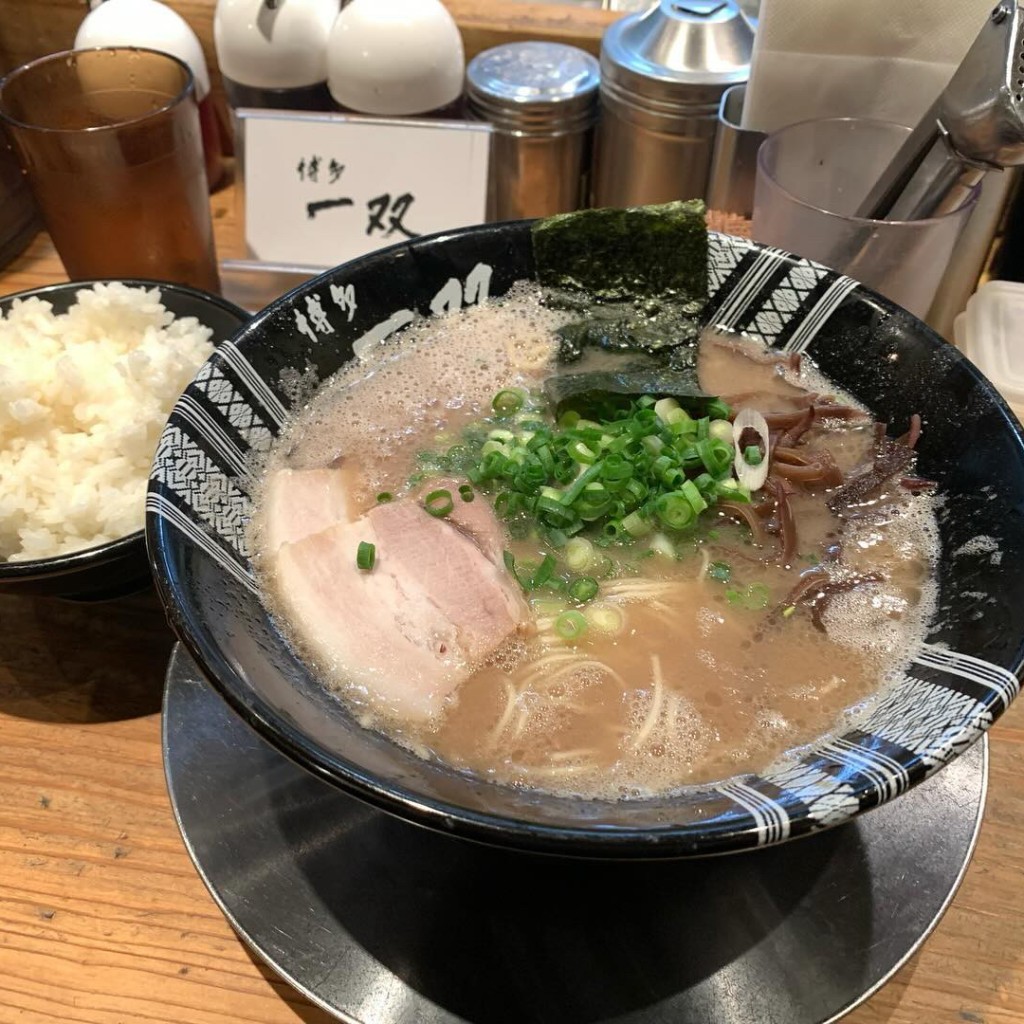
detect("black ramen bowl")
[0,279,249,600]
[148,224,1024,857]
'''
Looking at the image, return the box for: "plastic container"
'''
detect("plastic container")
[75,0,224,188]
[752,118,978,320]
[954,281,1024,418]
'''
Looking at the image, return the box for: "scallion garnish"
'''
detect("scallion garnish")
[416,387,753,593]
[708,560,731,582]
[564,536,595,571]
[744,445,763,466]
[492,389,525,415]
[356,541,376,571]
[568,576,599,603]
[376,492,393,503]
[555,610,588,640]
[655,492,695,530]
[424,488,454,517]
[530,554,558,589]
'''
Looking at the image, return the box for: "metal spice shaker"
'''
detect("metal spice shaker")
[593,0,754,209]
[466,42,600,221]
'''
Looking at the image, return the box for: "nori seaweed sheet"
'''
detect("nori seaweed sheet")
[531,199,708,303]
[543,365,710,419]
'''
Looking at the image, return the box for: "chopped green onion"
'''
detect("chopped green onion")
[481,438,510,457]
[708,560,731,582]
[565,536,595,572]
[696,437,733,476]
[655,492,695,530]
[649,533,676,558]
[376,492,393,503]
[555,610,588,640]
[568,440,598,464]
[603,519,624,539]
[708,419,734,444]
[560,460,604,506]
[568,576,599,603]
[622,509,651,538]
[707,398,732,420]
[459,484,474,502]
[588,604,625,634]
[681,479,708,515]
[356,541,376,571]
[530,554,558,589]
[744,444,763,466]
[663,407,692,430]
[492,389,524,415]
[782,604,797,618]
[641,434,665,456]
[503,549,528,592]
[654,397,681,422]
[424,488,454,517]
[536,494,576,524]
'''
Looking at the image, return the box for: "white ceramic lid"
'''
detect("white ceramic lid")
[326,0,465,116]
[214,0,338,90]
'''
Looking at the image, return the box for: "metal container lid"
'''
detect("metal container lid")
[466,42,600,134]
[602,0,754,108]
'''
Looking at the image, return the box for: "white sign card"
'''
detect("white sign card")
[239,110,492,268]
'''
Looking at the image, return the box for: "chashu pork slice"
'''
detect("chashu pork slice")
[417,477,508,563]
[263,465,355,552]
[368,498,527,664]
[274,497,528,721]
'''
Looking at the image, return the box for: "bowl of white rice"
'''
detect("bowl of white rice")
[0,279,248,599]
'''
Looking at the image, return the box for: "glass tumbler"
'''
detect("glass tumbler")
[0,47,220,293]
[752,118,978,320]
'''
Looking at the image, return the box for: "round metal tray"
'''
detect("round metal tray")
[163,645,987,1024]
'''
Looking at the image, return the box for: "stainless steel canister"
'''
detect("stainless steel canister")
[594,0,754,208]
[466,42,600,221]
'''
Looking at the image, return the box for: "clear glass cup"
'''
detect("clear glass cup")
[0,47,220,293]
[751,117,978,319]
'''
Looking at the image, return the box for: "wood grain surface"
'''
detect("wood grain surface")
[1,181,1023,1024]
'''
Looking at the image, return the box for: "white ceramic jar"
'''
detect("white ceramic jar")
[326,0,465,117]
[214,0,339,111]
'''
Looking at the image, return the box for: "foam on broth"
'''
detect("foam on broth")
[252,288,939,801]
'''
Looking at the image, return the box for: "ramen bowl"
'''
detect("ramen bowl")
[147,223,1024,857]
[0,279,249,600]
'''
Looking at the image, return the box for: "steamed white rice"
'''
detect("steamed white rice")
[0,282,216,562]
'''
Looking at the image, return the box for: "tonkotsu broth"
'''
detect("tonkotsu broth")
[252,286,939,800]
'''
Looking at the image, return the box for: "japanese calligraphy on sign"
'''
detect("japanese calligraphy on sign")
[240,111,491,268]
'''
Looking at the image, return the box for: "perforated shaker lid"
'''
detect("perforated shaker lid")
[954,280,1024,412]
[601,0,753,103]
[466,42,600,133]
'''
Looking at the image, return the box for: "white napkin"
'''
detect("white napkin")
[741,0,995,132]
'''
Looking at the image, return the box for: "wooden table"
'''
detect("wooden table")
[1,178,1023,1024]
